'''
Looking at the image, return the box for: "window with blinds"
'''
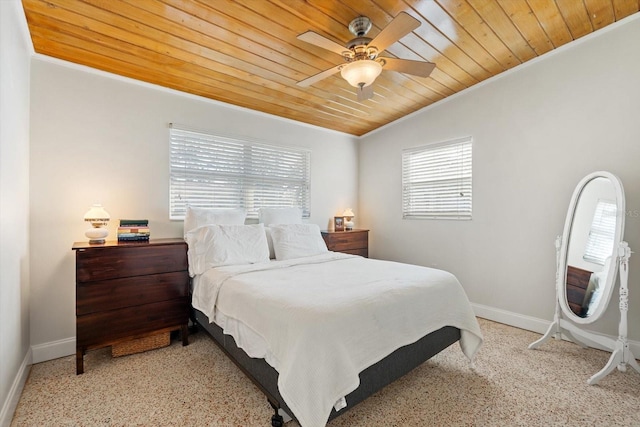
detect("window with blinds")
[169,126,310,220]
[583,199,617,265]
[402,137,472,220]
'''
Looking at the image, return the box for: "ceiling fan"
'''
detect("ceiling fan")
[296,12,435,101]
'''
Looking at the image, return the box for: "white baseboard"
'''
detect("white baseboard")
[0,349,31,427]
[31,337,75,364]
[472,303,551,334]
[471,302,640,357]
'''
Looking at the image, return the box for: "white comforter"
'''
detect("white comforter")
[192,252,483,427]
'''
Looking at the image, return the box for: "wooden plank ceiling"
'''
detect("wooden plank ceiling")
[22,0,639,136]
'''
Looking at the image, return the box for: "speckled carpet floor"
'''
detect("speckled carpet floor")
[11,318,640,426]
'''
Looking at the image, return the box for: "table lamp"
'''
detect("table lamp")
[84,204,110,244]
[343,208,355,231]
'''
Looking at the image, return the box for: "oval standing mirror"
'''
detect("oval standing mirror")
[559,172,624,324]
[530,171,640,385]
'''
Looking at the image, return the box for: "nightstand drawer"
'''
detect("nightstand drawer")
[321,229,369,257]
[76,271,189,315]
[341,248,369,257]
[324,232,367,251]
[76,244,187,282]
[77,298,189,348]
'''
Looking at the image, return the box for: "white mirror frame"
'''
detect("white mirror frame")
[529,171,640,385]
[558,171,624,324]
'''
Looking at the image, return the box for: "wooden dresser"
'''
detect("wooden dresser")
[321,229,369,257]
[566,265,593,317]
[72,238,190,374]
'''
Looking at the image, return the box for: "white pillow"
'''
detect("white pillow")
[184,224,269,275]
[269,223,328,261]
[183,207,246,236]
[258,207,302,226]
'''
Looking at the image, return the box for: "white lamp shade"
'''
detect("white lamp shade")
[342,208,355,230]
[340,60,382,87]
[84,204,110,222]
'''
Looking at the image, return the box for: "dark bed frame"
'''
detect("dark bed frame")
[193,308,460,426]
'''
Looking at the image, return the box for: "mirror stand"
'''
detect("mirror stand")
[587,242,640,385]
[529,239,640,384]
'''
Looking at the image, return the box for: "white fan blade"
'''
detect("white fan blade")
[382,57,435,77]
[357,84,374,101]
[369,12,420,53]
[297,64,343,87]
[297,31,346,56]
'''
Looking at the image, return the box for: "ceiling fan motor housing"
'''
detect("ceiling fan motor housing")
[344,38,378,61]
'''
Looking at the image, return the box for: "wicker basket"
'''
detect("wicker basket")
[112,332,170,357]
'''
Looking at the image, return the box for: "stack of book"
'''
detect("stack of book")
[117,219,150,241]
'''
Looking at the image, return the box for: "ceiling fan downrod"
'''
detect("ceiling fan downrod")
[348,16,372,37]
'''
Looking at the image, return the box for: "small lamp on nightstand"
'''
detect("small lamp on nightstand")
[84,204,110,244]
[343,208,355,231]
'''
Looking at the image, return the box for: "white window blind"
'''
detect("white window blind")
[583,199,617,265]
[402,137,472,220]
[169,126,310,220]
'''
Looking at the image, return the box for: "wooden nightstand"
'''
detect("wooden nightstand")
[321,229,369,257]
[72,238,190,374]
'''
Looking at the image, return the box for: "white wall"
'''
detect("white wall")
[29,59,358,360]
[359,16,640,342]
[0,1,32,425]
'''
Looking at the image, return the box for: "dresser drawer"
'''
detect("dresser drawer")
[566,266,591,290]
[77,298,189,348]
[76,244,187,282]
[76,271,189,315]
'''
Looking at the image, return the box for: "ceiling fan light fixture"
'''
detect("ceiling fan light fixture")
[340,60,382,88]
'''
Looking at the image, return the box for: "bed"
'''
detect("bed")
[184,207,483,427]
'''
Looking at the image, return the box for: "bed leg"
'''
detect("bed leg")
[271,414,284,427]
[268,400,284,427]
[188,306,199,334]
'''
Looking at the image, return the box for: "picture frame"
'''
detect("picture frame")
[334,216,344,232]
